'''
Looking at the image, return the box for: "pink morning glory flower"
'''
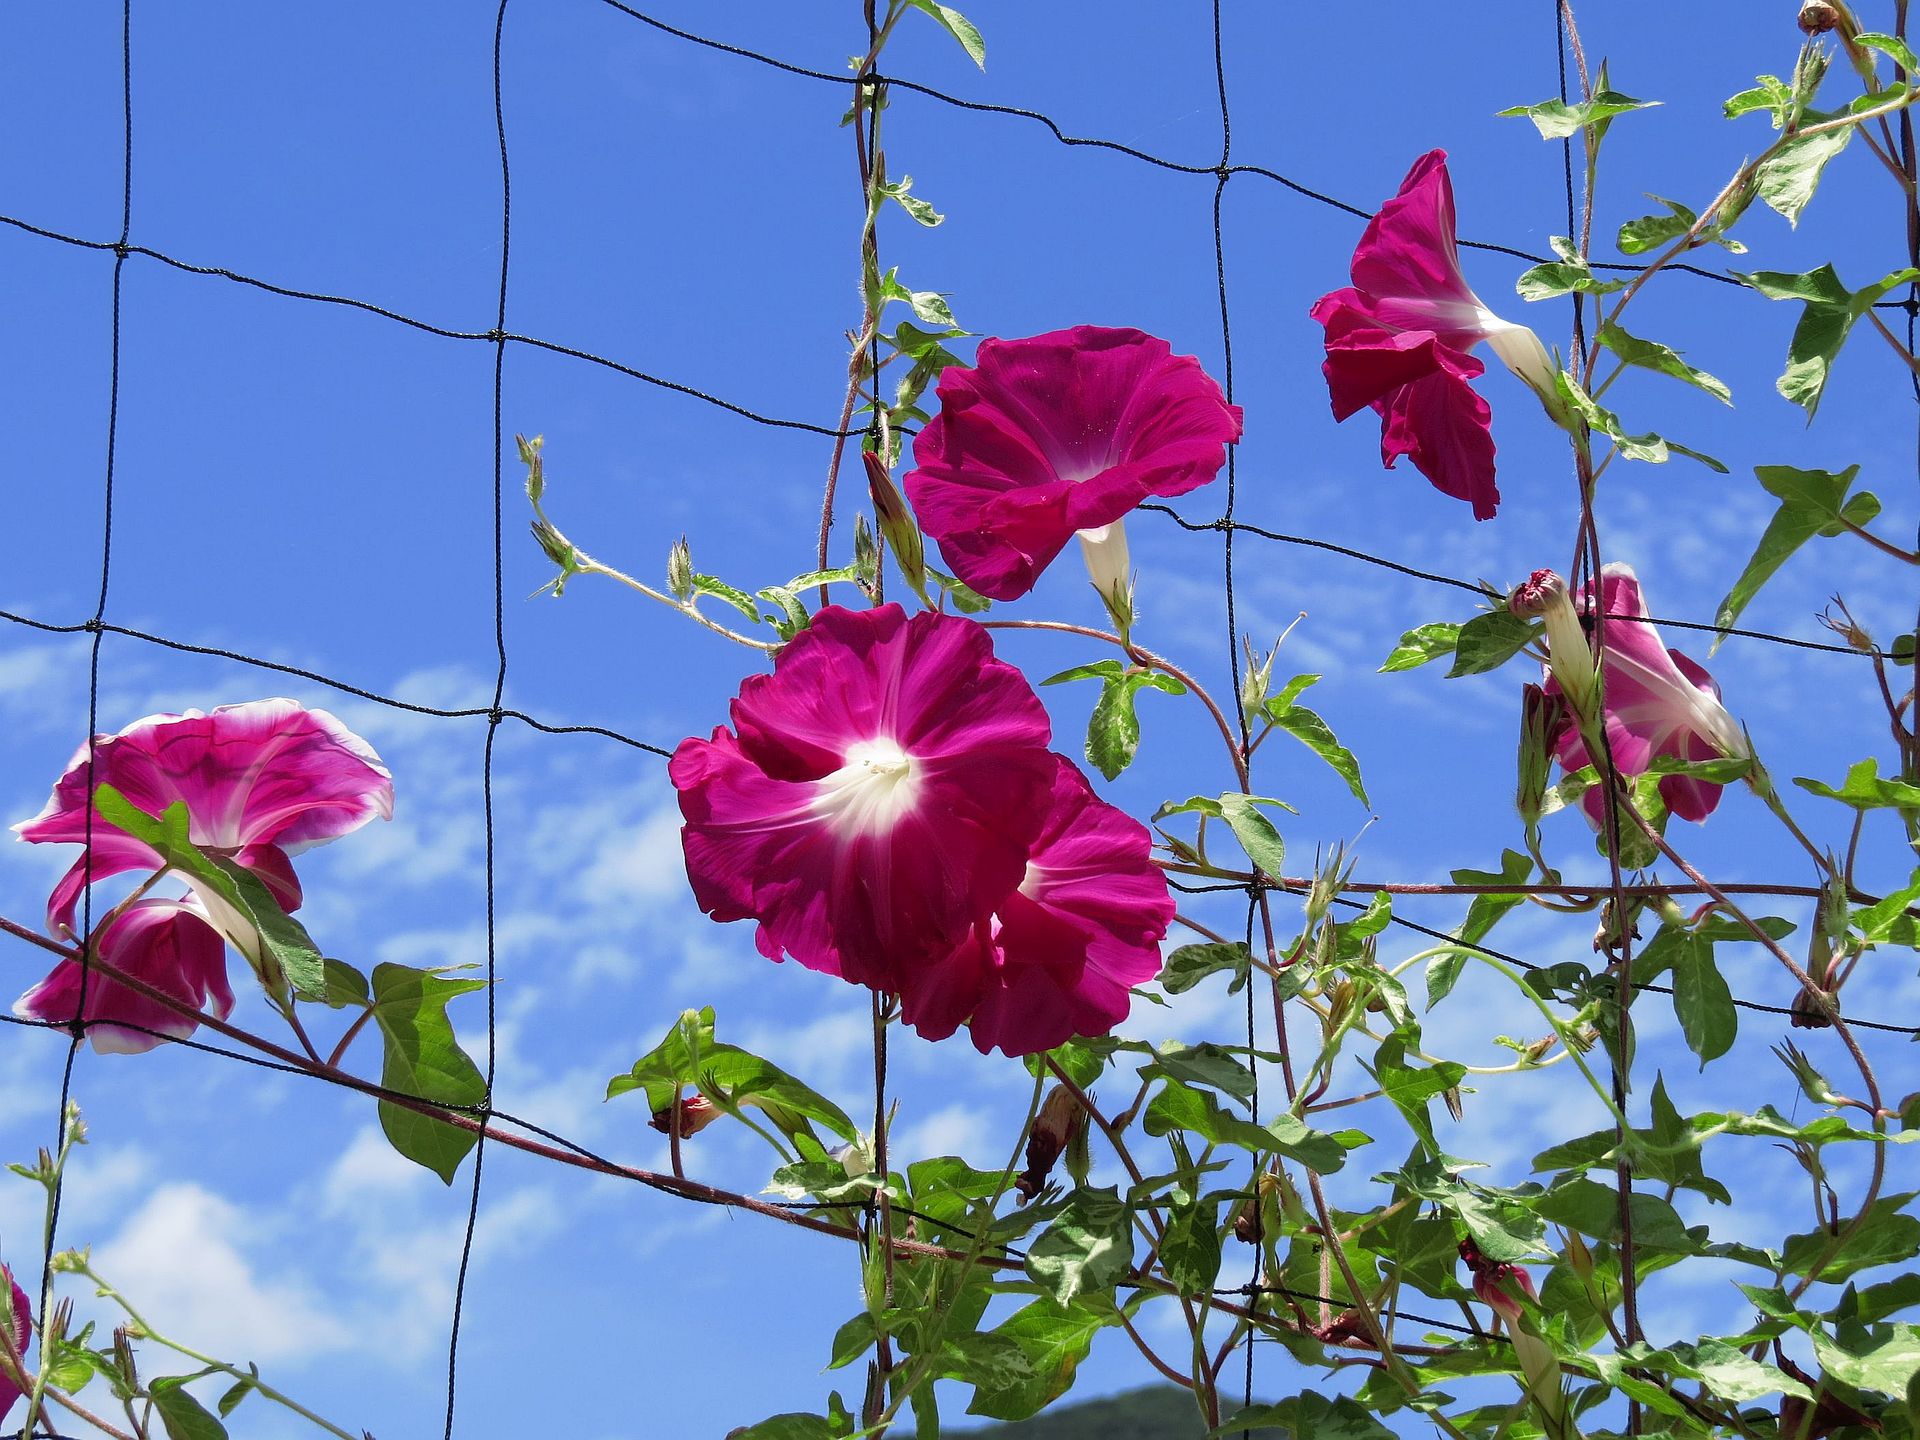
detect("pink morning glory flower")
[15,897,234,1054]
[671,604,1058,992]
[1530,564,1747,823]
[899,757,1173,1057]
[15,699,394,960]
[1310,150,1558,520]
[904,325,1243,601]
[0,1267,29,1423]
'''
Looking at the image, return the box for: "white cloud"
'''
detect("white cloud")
[92,1183,354,1364]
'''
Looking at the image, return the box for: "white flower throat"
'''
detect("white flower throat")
[814,738,921,836]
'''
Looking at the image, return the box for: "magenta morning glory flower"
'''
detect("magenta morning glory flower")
[898,757,1173,1057]
[15,699,394,960]
[0,1267,29,1423]
[904,325,1243,602]
[671,604,1058,992]
[1310,150,1558,521]
[15,897,234,1054]
[1522,564,1746,824]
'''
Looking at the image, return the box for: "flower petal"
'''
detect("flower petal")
[906,326,1240,601]
[15,699,393,857]
[15,898,233,1055]
[674,606,1057,990]
[1376,357,1500,520]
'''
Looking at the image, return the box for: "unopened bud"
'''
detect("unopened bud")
[1233,1173,1278,1243]
[852,514,881,597]
[1441,1085,1465,1122]
[1077,522,1135,639]
[516,433,545,500]
[113,1326,139,1387]
[1240,635,1275,726]
[1798,0,1839,34]
[1509,569,1597,720]
[648,1094,722,1138]
[529,519,581,596]
[1017,1085,1083,1201]
[48,1298,71,1345]
[666,537,695,603]
[1516,684,1568,827]
[1561,1226,1594,1281]
[864,450,927,601]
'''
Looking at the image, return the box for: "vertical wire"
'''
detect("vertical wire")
[31,8,133,1433]
[1207,3,1257,1429]
[442,3,512,1434]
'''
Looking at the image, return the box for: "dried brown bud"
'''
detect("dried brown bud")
[1797,0,1840,35]
[1016,1085,1083,1201]
[1789,986,1836,1029]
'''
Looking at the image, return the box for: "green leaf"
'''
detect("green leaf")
[1755,122,1855,226]
[369,962,487,1183]
[1781,1193,1920,1281]
[925,565,990,613]
[1142,1041,1256,1102]
[1795,758,1920,812]
[1812,1322,1920,1396]
[691,572,762,622]
[1737,264,1920,418]
[1448,609,1541,677]
[1380,621,1461,671]
[903,0,986,67]
[1144,1080,1350,1172]
[1713,464,1874,642]
[826,1312,875,1371]
[1041,660,1124,686]
[1162,1197,1223,1296]
[1374,1038,1466,1157]
[150,1377,230,1440]
[1857,32,1920,76]
[1671,935,1737,1065]
[1160,942,1252,996]
[1499,89,1659,140]
[92,786,327,1001]
[608,1006,856,1144]
[1210,1391,1394,1440]
[1618,195,1700,255]
[215,1377,255,1419]
[1555,370,1726,470]
[731,1415,845,1440]
[964,1297,1124,1422]
[1726,75,1795,124]
[1516,251,1629,301]
[1598,320,1732,403]
[1217,793,1285,876]
[1024,1186,1133,1307]
[321,957,370,1009]
[1265,702,1369,807]
[879,175,944,227]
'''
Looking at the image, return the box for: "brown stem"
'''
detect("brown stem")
[1117,1309,1196,1391]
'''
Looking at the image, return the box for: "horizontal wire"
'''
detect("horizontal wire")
[588,0,1918,306]
[1168,876,1920,1037]
[0,607,672,758]
[0,213,863,440]
[1139,504,1885,658]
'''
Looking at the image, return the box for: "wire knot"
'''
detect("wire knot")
[112,242,130,260]
[80,618,103,633]
[486,707,505,727]
[485,327,507,342]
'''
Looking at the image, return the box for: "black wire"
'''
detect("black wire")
[27,8,131,1439]
[1138,505,1885,658]
[0,609,672,758]
[0,214,867,440]
[443,7,512,1435]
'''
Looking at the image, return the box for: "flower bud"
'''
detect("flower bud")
[1078,523,1136,640]
[852,514,881,597]
[667,536,695,603]
[1798,0,1839,34]
[864,450,927,602]
[1017,1085,1083,1201]
[1509,570,1597,720]
[529,519,582,596]
[649,1094,722,1138]
[1516,684,1568,829]
[516,432,545,500]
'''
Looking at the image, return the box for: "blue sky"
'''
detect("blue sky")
[0,1,1916,1436]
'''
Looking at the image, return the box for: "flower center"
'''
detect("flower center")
[812,738,921,837]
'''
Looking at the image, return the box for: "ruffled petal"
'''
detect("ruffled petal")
[900,759,1172,1057]
[673,606,1057,990]
[906,326,1240,601]
[15,898,233,1055]
[15,700,392,856]
[1376,356,1500,520]
[0,1270,27,1423]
